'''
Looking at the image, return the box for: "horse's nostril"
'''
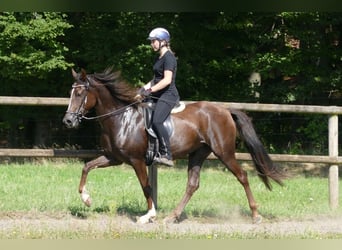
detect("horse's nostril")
[63,118,72,126]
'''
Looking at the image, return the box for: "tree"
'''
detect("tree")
[0,12,73,84]
[1,12,341,155]
[0,12,73,147]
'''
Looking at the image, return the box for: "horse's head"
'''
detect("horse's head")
[63,68,97,128]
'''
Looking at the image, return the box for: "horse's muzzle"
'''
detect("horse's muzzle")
[63,112,80,128]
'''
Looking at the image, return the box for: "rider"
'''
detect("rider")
[137,27,180,167]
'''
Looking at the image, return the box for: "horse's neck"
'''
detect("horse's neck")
[102,107,143,143]
[95,89,121,114]
[96,99,142,127]
[94,87,143,131]
[96,98,119,113]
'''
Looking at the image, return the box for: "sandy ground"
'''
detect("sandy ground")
[1,211,342,238]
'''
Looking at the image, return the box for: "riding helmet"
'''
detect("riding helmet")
[147,27,170,42]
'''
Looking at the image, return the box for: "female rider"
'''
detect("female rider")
[137,27,180,167]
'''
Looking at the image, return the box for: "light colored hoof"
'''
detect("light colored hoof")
[253,215,263,224]
[136,215,155,224]
[81,191,92,207]
[83,197,92,207]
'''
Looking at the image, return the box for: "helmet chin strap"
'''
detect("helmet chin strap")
[157,40,167,51]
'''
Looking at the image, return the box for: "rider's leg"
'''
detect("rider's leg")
[152,100,174,166]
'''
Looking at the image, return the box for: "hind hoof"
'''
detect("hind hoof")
[252,215,263,224]
[163,215,179,224]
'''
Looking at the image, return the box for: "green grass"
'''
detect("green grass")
[0,159,342,239]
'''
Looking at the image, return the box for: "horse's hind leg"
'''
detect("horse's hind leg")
[221,153,261,223]
[164,146,211,223]
[79,155,114,207]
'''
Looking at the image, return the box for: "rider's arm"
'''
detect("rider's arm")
[150,70,173,92]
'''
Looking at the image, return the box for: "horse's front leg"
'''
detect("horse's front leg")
[79,155,113,207]
[131,160,156,224]
[137,200,156,224]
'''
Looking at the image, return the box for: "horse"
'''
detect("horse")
[62,67,285,224]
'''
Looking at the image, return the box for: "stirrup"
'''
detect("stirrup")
[154,154,174,167]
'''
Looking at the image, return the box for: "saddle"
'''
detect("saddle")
[142,100,185,165]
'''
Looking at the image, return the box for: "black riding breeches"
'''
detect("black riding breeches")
[152,96,176,156]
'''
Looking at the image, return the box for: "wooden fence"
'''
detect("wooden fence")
[0,96,341,209]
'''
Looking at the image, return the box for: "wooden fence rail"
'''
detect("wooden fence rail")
[1,96,342,114]
[1,148,342,164]
[0,96,341,209]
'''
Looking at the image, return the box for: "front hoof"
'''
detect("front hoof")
[81,192,92,207]
[84,197,92,207]
[252,215,263,224]
[136,215,155,224]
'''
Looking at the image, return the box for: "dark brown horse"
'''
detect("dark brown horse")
[63,68,284,224]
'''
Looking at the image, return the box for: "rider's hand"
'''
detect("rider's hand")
[134,87,152,101]
[139,87,152,97]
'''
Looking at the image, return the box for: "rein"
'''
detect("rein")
[82,94,178,121]
[81,95,178,121]
[81,101,141,120]
[69,75,176,122]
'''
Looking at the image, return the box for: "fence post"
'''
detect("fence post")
[328,114,339,209]
[148,165,158,209]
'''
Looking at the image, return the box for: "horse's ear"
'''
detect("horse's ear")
[71,68,78,79]
[80,68,87,81]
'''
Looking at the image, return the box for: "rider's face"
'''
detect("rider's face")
[150,39,165,52]
[150,39,159,51]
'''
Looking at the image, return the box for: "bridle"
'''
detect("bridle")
[65,78,90,123]
[65,76,140,122]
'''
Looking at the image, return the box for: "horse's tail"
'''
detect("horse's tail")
[229,108,285,190]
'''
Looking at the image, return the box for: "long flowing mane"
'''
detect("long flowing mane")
[92,67,139,105]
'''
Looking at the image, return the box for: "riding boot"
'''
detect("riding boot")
[154,137,174,167]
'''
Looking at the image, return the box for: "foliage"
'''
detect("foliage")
[0,12,73,82]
